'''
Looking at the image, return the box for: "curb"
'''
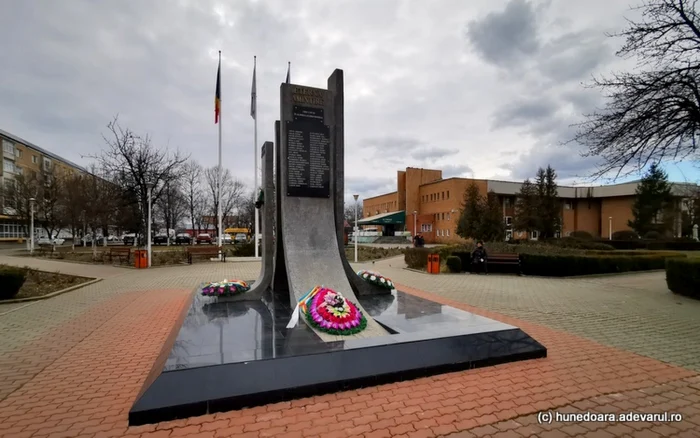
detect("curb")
[0,278,102,304]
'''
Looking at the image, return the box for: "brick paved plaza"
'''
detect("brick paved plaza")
[1,254,699,437]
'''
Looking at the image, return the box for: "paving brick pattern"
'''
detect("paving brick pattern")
[368,257,700,372]
[0,257,698,437]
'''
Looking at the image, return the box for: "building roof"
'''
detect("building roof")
[0,128,88,173]
[358,210,405,225]
[362,191,397,202]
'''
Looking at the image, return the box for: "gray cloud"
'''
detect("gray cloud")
[465,0,540,66]
[443,164,474,178]
[0,0,678,197]
[412,147,459,160]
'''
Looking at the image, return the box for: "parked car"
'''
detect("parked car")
[175,233,192,245]
[234,233,248,244]
[223,234,232,244]
[153,233,169,245]
[196,233,213,244]
[123,234,138,246]
[37,236,65,246]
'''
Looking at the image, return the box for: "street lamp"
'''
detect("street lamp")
[29,197,35,255]
[413,210,418,237]
[147,184,153,268]
[353,194,359,263]
[608,216,613,240]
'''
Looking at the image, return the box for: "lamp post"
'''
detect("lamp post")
[413,210,418,237]
[147,184,153,268]
[353,194,359,263]
[29,197,35,255]
[608,216,613,240]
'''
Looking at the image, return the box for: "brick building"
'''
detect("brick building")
[361,167,698,244]
[1,129,87,241]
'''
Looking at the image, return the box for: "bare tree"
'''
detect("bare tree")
[63,173,87,250]
[204,166,245,232]
[344,202,363,224]
[157,181,187,245]
[572,0,700,178]
[182,160,203,241]
[1,173,39,246]
[94,116,188,242]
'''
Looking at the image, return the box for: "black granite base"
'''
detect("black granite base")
[129,287,546,425]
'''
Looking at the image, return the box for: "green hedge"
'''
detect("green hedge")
[0,266,28,300]
[520,254,683,277]
[666,258,700,299]
[446,256,462,273]
[546,237,615,251]
[404,245,464,270]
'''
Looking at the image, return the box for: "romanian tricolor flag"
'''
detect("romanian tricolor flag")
[215,52,221,124]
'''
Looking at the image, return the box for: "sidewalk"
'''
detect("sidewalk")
[0,255,129,279]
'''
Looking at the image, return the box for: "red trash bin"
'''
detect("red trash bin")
[134,250,148,269]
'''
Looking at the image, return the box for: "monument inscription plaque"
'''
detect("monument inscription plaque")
[286,119,331,198]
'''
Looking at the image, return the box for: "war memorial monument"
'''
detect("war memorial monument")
[128,69,546,425]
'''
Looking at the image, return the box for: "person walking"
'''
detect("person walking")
[471,240,488,274]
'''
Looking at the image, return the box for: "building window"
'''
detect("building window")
[435,213,438,221]
[504,197,512,208]
[530,230,539,240]
[3,159,15,173]
[447,191,450,200]
[2,139,14,155]
[442,192,445,200]
[446,229,450,237]
[421,223,433,232]
[504,216,512,226]
[43,157,52,171]
[447,212,451,221]
[441,212,445,220]
[505,230,513,241]
[564,200,573,210]
[15,166,23,175]
[32,155,38,164]
[16,149,22,158]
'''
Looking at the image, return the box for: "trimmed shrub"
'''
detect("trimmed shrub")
[0,266,28,300]
[666,258,700,299]
[612,230,640,241]
[647,240,700,251]
[570,231,594,240]
[520,254,682,277]
[606,240,647,250]
[644,231,661,240]
[547,237,615,251]
[446,256,462,273]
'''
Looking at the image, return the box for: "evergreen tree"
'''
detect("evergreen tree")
[629,164,673,235]
[479,191,506,241]
[536,165,561,239]
[513,179,539,236]
[456,182,483,240]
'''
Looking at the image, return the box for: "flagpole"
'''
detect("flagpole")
[217,50,223,255]
[253,56,259,258]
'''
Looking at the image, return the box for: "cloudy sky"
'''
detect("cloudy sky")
[1,0,699,204]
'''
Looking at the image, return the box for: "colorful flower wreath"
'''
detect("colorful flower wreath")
[286,286,367,336]
[201,279,250,297]
[357,269,394,290]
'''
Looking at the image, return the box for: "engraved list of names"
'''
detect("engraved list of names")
[286,119,331,198]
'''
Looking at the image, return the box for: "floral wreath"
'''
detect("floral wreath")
[286,286,367,336]
[201,279,250,297]
[357,269,394,290]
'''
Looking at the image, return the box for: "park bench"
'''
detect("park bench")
[485,253,522,275]
[186,246,226,264]
[36,244,54,256]
[106,247,132,264]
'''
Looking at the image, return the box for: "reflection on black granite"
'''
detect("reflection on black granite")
[132,285,547,425]
[164,286,519,372]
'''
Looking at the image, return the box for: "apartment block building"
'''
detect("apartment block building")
[361,167,698,244]
[1,129,86,241]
